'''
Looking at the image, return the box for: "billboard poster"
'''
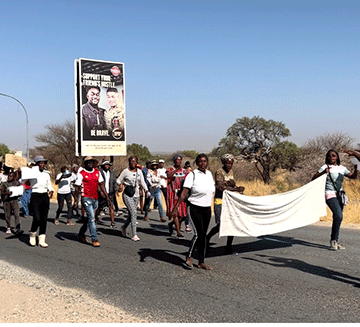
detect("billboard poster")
[75,58,126,156]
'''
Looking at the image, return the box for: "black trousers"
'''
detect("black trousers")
[30,193,50,234]
[187,203,211,264]
[56,192,72,219]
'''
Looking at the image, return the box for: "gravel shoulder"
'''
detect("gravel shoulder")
[0,259,148,323]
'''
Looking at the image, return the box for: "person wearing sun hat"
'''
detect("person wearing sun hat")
[28,155,54,248]
[73,156,112,247]
[144,160,166,222]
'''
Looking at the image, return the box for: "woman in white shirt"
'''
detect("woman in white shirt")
[29,155,54,248]
[171,153,215,270]
[312,149,357,250]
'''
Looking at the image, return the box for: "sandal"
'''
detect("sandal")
[183,257,193,269]
[198,263,212,270]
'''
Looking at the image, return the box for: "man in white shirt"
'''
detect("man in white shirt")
[55,166,76,226]
[158,159,167,202]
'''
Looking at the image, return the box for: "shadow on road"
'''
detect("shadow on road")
[244,254,360,288]
[258,235,329,249]
[138,248,188,268]
[206,237,292,258]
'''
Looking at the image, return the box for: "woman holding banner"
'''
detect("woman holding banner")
[312,149,357,251]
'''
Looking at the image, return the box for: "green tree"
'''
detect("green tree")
[127,143,152,163]
[0,143,14,158]
[272,141,302,171]
[215,116,291,183]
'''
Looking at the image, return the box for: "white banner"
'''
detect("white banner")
[220,174,327,237]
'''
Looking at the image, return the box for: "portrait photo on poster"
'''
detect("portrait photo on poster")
[79,59,125,142]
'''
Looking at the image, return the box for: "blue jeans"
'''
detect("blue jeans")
[326,197,343,242]
[145,187,164,218]
[79,197,99,242]
[19,189,32,216]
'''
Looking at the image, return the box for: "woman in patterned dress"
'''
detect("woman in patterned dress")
[166,154,189,238]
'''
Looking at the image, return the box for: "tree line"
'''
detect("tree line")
[1,117,354,184]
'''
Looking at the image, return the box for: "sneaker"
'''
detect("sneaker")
[131,235,140,242]
[329,240,339,251]
[100,211,106,216]
[337,242,345,250]
[6,227,12,234]
[92,240,100,247]
[54,219,60,225]
[185,225,192,233]
[110,223,117,228]
[116,211,122,217]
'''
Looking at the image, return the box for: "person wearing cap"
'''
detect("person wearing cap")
[54,166,76,226]
[95,159,119,226]
[206,154,244,255]
[73,156,111,247]
[144,160,166,222]
[28,155,54,248]
[158,159,168,202]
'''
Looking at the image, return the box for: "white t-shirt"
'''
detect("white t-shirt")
[56,173,76,194]
[157,167,167,188]
[318,164,350,199]
[103,170,111,193]
[184,169,215,207]
[31,168,54,194]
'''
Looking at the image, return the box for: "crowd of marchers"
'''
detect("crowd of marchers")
[1,148,360,270]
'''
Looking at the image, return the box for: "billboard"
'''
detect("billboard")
[75,58,126,156]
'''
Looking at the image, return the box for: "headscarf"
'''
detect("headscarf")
[221,153,234,164]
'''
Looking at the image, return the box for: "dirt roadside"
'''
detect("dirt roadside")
[0,260,148,323]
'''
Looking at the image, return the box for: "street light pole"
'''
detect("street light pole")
[0,93,29,161]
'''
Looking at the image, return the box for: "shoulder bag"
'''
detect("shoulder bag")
[124,170,138,197]
[328,172,348,206]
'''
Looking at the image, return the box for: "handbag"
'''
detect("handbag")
[124,170,138,197]
[328,171,348,206]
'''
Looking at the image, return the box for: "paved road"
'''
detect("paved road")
[1,203,360,323]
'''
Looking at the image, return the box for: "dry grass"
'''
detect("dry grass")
[236,170,360,224]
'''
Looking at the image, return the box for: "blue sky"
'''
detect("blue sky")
[0,0,359,155]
